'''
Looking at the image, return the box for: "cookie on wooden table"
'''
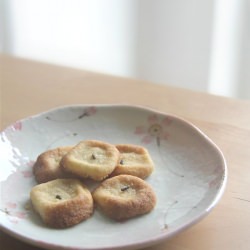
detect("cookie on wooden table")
[30,178,93,228]
[92,175,156,220]
[61,140,120,181]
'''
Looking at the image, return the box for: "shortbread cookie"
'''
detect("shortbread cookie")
[61,140,120,181]
[30,179,93,228]
[33,146,73,183]
[92,175,156,220]
[111,144,154,179]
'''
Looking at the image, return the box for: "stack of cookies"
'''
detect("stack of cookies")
[30,140,157,228]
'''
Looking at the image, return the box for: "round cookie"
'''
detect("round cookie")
[33,146,74,183]
[92,175,156,220]
[61,140,120,181]
[111,144,154,179]
[30,178,93,228]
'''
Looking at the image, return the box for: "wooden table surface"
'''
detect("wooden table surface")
[1,54,250,250]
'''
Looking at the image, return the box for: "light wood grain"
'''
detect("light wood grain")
[1,54,250,250]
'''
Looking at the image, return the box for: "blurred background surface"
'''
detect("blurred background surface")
[0,0,249,99]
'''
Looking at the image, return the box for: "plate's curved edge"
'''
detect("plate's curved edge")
[0,103,192,132]
[0,104,228,250]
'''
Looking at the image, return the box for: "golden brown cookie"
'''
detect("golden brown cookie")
[92,175,156,220]
[30,179,93,228]
[61,140,120,181]
[111,144,154,179]
[33,146,73,183]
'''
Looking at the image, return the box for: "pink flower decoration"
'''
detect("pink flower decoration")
[14,211,27,219]
[9,218,19,224]
[85,106,97,116]
[142,135,153,144]
[135,126,146,135]
[135,114,172,146]
[1,202,28,224]
[148,114,158,123]
[12,121,22,131]
[21,170,33,178]
[6,202,17,209]
[161,117,172,126]
[27,160,35,168]
[78,106,97,119]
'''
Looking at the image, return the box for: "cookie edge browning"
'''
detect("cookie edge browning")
[112,144,155,179]
[33,146,73,183]
[92,175,157,221]
[30,179,94,228]
[62,140,120,181]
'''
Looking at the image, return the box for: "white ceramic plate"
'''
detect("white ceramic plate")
[0,105,227,250]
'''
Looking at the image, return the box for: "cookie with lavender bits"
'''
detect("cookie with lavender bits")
[61,140,120,181]
[30,178,93,228]
[92,175,156,220]
[111,144,154,179]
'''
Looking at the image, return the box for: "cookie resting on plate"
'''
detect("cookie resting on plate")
[33,146,74,183]
[112,144,155,179]
[92,175,157,221]
[30,178,94,228]
[61,140,120,181]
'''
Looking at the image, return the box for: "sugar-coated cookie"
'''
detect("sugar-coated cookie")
[111,144,154,179]
[30,179,93,228]
[92,175,156,220]
[33,146,74,183]
[61,140,120,181]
